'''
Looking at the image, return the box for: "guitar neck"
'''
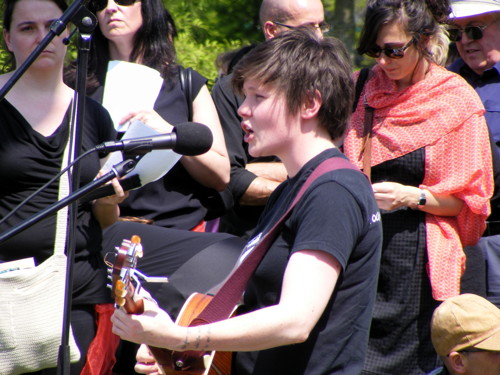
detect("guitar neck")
[119,287,173,373]
[109,236,227,375]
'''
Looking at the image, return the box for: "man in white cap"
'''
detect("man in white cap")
[449,0,500,78]
[428,293,500,375]
[448,0,500,194]
[448,0,500,161]
[448,0,500,167]
[449,1,500,307]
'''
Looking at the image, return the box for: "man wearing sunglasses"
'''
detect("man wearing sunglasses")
[212,0,327,240]
[449,0,500,310]
[449,0,500,74]
[449,0,500,153]
[427,293,500,375]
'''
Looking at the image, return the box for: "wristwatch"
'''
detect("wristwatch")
[417,189,427,208]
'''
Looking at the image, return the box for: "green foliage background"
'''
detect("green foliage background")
[168,0,370,86]
[167,0,263,86]
[0,0,370,86]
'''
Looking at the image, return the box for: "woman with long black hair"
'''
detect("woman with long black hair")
[85,0,230,232]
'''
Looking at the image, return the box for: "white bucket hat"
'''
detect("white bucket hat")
[451,0,500,18]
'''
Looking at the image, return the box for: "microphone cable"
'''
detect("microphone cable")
[0,148,95,227]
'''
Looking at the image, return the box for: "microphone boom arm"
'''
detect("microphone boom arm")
[0,158,137,244]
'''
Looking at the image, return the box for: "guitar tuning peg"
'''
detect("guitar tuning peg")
[136,244,144,258]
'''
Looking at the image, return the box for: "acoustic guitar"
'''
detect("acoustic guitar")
[106,235,233,375]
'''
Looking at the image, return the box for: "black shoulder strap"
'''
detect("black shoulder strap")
[353,67,370,112]
[178,66,193,121]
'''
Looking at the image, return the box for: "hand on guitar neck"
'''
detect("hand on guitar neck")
[106,236,234,375]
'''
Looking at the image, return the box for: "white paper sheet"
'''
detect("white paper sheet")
[102,61,164,132]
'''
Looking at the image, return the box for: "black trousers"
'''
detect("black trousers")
[102,221,244,310]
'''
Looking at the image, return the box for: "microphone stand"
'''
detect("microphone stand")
[0,158,138,245]
[0,1,98,373]
[60,4,97,374]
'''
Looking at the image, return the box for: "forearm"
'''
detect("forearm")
[113,251,339,355]
[182,86,230,191]
[92,201,120,229]
[91,171,126,228]
[239,177,281,206]
[246,162,287,182]
[404,186,464,216]
[181,151,230,191]
[163,251,338,353]
[373,182,464,216]
[157,305,309,353]
[238,163,287,206]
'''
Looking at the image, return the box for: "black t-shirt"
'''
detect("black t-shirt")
[113,68,215,229]
[0,97,116,304]
[233,149,382,375]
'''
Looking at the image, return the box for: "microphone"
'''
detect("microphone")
[95,122,213,156]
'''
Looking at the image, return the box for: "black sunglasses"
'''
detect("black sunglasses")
[273,21,331,34]
[447,24,491,42]
[93,0,139,12]
[365,38,415,59]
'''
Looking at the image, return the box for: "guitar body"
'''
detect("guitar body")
[107,236,233,375]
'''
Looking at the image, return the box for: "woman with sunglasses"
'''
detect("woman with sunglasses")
[84,0,230,232]
[343,0,494,374]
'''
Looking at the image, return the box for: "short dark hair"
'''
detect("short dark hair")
[2,0,68,71]
[232,28,353,141]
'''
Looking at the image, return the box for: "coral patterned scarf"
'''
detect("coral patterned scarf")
[344,63,493,300]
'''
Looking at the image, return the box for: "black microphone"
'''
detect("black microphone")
[95,122,213,156]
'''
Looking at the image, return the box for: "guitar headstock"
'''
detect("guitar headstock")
[105,235,144,313]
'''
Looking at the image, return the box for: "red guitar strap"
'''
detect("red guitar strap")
[191,156,363,326]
